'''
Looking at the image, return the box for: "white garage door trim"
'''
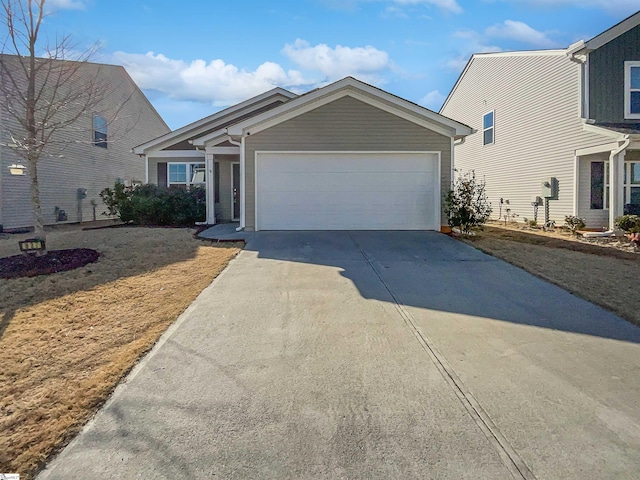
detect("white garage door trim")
[255,151,441,231]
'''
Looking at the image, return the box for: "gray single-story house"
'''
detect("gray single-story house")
[133,77,472,231]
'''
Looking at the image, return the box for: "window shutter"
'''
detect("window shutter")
[158,162,167,188]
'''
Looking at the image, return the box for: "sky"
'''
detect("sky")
[19,0,640,129]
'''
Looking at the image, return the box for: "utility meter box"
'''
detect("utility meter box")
[531,196,542,206]
[541,178,557,199]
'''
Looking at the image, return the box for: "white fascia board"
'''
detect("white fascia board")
[146,150,205,158]
[583,123,628,140]
[583,11,640,51]
[229,78,470,138]
[192,128,228,147]
[206,146,240,155]
[441,55,474,113]
[575,142,623,157]
[133,88,296,154]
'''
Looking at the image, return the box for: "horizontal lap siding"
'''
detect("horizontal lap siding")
[244,95,451,230]
[1,61,169,229]
[441,54,611,227]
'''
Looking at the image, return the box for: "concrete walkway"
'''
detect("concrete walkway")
[39,232,640,479]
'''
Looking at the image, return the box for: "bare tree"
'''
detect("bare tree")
[0,0,108,248]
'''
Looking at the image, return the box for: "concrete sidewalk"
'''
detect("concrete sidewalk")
[38,232,640,479]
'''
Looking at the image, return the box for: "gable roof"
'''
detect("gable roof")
[225,76,472,139]
[573,9,640,55]
[132,87,296,154]
[440,50,566,113]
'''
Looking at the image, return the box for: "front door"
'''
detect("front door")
[232,163,240,221]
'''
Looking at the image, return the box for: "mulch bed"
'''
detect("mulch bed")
[0,249,100,279]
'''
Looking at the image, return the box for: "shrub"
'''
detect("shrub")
[564,215,586,233]
[444,170,492,235]
[615,214,640,233]
[100,182,206,226]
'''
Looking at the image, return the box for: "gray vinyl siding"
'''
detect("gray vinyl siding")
[244,95,452,230]
[441,53,612,228]
[0,60,169,229]
[588,25,640,124]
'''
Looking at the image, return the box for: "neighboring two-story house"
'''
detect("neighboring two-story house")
[0,55,170,232]
[441,11,640,229]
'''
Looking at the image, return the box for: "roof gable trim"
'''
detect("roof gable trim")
[228,78,471,138]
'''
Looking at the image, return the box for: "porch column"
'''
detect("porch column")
[609,149,625,229]
[205,153,216,224]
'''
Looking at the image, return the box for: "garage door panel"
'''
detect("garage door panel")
[256,152,439,230]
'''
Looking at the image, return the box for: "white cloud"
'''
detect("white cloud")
[420,90,446,110]
[282,39,392,84]
[485,20,558,48]
[46,0,86,10]
[112,51,310,106]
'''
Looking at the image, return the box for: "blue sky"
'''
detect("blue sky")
[34,0,640,129]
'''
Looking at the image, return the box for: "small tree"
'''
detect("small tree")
[0,0,110,250]
[444,170,492,235]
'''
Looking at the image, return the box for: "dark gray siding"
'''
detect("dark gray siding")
[589,24,640,124]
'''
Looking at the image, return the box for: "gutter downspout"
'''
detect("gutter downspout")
[226,134,244,231]
[609,135,630,229]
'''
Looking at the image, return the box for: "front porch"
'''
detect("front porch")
[145,147,241,226]
[576,138,640,229]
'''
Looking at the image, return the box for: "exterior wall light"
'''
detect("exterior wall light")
[8,164,26,175]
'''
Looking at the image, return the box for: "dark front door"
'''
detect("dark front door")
[232,163,240,220]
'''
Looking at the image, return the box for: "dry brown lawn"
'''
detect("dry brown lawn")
[461,224,640,326]
[0,226,242,479]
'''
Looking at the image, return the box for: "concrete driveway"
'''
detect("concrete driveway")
[39,232,640,479]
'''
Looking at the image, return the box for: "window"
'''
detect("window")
[624,161,640,206]
[168,162,205,188]
[591,161,640,210]
[591,161,605,209]
[93,114,107,148]
[625,61,640,119]
[482,111,494,146]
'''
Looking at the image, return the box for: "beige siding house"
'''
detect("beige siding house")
[0,56,169,231]
[441,11,640,230]
[135,77,472,232]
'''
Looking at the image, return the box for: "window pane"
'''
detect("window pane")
[631,163,640,184]
[483,128,493,145]
[169,164,187,183]
[631,91,640,114]
[631,66,640,89]
[591,162,604,209]
[483,111,494,129]
[190,163,206,184]
[631,187,640,205]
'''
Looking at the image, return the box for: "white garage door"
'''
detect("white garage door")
[255,152,440,230]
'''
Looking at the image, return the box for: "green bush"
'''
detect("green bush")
[100,182,206,226]
[614,214,640,233]
[444,170,492,235]
[564,215,586,233]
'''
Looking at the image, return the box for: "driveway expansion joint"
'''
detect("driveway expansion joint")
[346,231,537,480]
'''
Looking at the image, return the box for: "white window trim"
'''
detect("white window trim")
[167,162,206,188]
[482,110,495,146]
[624,61,640,120]
[624,161,640,204]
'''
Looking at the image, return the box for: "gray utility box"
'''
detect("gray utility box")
[541,178,558,199]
